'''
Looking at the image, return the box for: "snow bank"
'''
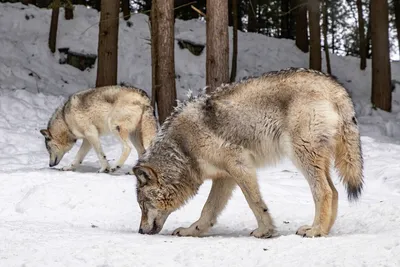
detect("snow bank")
[2,2,400,141]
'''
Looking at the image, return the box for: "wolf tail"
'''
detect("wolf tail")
[334,115,364,202]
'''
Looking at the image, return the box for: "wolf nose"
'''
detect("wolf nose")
[138,228,144,234]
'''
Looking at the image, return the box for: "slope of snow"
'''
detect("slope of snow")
[1,2,400,266]
[2,2,400,142]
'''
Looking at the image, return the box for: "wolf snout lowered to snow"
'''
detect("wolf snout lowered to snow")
[133,67,364,238]
[40,85,157,173]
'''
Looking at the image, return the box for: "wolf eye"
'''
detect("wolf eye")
[45,141,50,151]
[140,201,148,212]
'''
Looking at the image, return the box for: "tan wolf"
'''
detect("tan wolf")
[132,67,363,238]
[40,85,157,173]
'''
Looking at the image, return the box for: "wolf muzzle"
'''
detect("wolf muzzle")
[138,220,162,235]
[49,156,59,167]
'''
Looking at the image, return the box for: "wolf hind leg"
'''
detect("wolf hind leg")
[110,126,135,172]
[172,178,236,237]
[291,142,334,237]
[130,130,145,156]
[326,165,339,231]
[108,106,142,172]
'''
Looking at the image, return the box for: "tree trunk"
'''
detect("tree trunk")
[330,6,335,54]
[288,0,295,39]
[206,0,229,93]
[65,4,74,20]
[36,0,51,8]
[122,0,131,20]
[48,0,60,54]
[365,1,372,58]
[237,0,243,31]
[230,0,238,82]
[94,0,101,11]
[393,0,400,57]
[248,0,258,32]
[22,0,36,5]
[152,0,177,124]
[96,0,120,87]
[228,0,233,26]
[295,0,308,52]
[322,0,331,74]
[150,3,158,110]
[371,0,391,112]
[280,0,290,38]
[73,0,87,5]
[356,0,366,70]
[308,0,321,71]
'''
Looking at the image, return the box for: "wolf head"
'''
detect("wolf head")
[40,128,75,167]
[133,158,200,235]
[133,165,172,234]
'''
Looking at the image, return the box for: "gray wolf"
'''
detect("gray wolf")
[132,67,363,238]
[40,85,157,173]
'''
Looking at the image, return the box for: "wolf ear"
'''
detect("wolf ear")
[40,129,51,139]
[133,165,157,187]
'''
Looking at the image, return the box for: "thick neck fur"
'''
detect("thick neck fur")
[139,134,202,209]
[48,108,76,144]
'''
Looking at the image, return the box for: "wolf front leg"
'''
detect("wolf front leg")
[172,178,236,237]
[228,163,275,238]
[85,130,110,173]
[61,139,92,171]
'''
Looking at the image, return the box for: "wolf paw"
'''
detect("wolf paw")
[110,166,121,173]
[296,225,325,238]
[126,169,134,175]
[250,227,274,238]
[172,226,202,237]
[97,166,111,173]
[61,165,76,171]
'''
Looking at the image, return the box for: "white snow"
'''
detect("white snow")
[1,2,400,266]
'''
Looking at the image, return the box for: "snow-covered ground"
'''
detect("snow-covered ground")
[1,2,400,266]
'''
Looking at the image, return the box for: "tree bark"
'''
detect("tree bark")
[48,0,60,54]
[230,0,238,82]
[122,0,131,20]
[65,4,74,20]
[248,0,258,32]
[288,0,295,39]
[356,0,366,70]
[206,0,229,93]
[330,5,335,54]
[393,0,400,57]
[22,0,36,5]
[308,0,321,71]
[152,0,177,124]
[150,3,158,110]
[322,0,331,74]
[371,0,391,112]
[237,0,243,31]
[365,1,372,58]
[36,0,51,8]
[280,0,290,38]
[295,0,308,52]
[96,0,120,87]
[94,0,101,11]
[73,0,87,5]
